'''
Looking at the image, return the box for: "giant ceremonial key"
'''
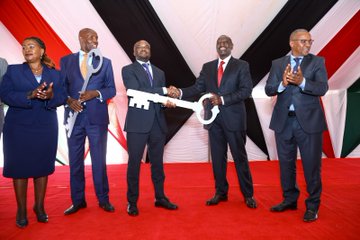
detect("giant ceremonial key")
[64,48,103,138]
[127,89,220,125]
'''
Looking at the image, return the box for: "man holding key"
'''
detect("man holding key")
[122,40,178,216]
[61,28,116,215]
[170,35,257,209]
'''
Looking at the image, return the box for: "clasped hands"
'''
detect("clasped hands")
[166,85,222,106]
[28,82,54,100]
[67,90,99,112]
[282,64,304,87]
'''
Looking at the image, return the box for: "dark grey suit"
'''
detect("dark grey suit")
[265,54,328,211]
[182,57,254,198]
[0,57,8,139]
[122,61,168,203]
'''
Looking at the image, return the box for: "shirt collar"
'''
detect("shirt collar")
[290,55,303,61]
[218,55,231,65]
[137,60,151,66]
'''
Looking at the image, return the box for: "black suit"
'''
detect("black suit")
[265,54,328,211]
[182,56,254,198]
[122,61,168,203]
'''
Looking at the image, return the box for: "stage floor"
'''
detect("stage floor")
[1,158,359,239]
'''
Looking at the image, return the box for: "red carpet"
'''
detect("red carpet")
[0,158,359,240]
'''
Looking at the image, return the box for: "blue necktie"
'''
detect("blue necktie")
[293,57,301,73]
[142,63,153,86]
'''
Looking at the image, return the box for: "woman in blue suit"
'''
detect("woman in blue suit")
[0,37,67,228]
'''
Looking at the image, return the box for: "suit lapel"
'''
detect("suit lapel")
[72,53,82,79]
[213,60,220,87]
[221,57,234,82]
[299,54,312,74]
[151,64,159,87]
[283,55,291,70]
[23,64,39,88]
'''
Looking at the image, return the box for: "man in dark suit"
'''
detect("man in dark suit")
[60,28,116,215]
[122,40,178,216]
[0,57,8,139]
[171,35,257,208]
[265,29,328,222]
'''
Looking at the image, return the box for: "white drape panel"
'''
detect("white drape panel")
[322,90,347,158]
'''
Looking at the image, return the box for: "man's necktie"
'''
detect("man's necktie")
[217,60,225,87]
[142,63,153,86]
[293,57,301,73]
[80,53,88,79]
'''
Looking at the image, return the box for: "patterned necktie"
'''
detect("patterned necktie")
[217,60,225,87]
[142,63,153,86]
[293,57,301,73]
[80,53,88,79]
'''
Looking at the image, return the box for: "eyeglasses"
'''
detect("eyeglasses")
[292,39,314,45]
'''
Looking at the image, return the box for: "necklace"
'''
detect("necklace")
[30,65,43,74]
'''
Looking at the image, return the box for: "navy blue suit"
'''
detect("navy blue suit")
[60,53,116,205]
[122,61,168,203]
[182,57,254,198]
[0,64,67,178]
[265,54,328,211]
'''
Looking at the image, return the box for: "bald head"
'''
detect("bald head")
[79,28,98,53]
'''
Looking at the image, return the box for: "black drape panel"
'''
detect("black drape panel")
[341,78,360,157]
[90,0,197,143]
[240,0,338,159]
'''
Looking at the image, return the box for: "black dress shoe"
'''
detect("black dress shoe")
[16,218,28,228]
[99,202,115,212]
[245,197,257,209]
[127,203,139,216]
[303,209,318,222]
[206,194,228,206]
[270,201,297,212]
[33,208,48,223]
[64,201,87,215]
[155,197,178,210]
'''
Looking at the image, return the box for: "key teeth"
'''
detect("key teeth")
[129,97,150,110]
[129,98,136,107]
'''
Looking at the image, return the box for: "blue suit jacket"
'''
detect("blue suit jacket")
[122,61,168,133]
[265,54,328,134]
[0,64,67,125]
[60,53,116,125]
[182,57,253,131]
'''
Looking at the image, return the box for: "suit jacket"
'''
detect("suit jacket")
[122,61,168,133]
[265,54,328,134]
[60,53,116,125]
[0,63,67,125]
[182,57,253,131]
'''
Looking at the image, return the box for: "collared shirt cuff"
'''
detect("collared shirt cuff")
[163,87,167,95]
[299,78,306,90]
[220,96,225,105]
[278,82,286,92]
